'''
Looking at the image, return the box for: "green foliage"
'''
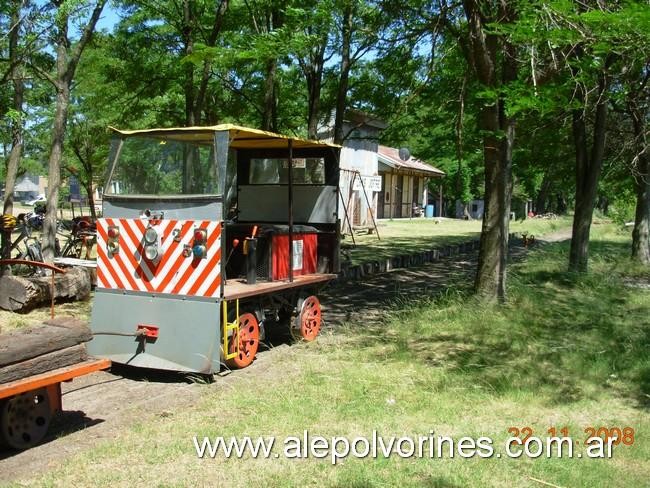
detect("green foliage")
[0,0,646,239]
[609,189,637,225]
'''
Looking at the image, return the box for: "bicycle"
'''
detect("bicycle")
[8,217,46,276]
[56,216,97,259]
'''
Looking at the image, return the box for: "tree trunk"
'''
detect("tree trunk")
[192,0,229,124]
[2,0,24,217]
[462,0,517,301]
[85,182,96,220]
[42,85,70,263]
[536,174,550,214]
[333,2,353,145]
[262,58,278,132]
[455,70,469,217]
[632,172,650,263]
[304,33,327,139]
[1,0,25,276]
[474,106,515,300]
[40,0,105,263]
[568,70,609,272]
[306,58,324,139]
[631,110,649,263]
[183,0,195,126]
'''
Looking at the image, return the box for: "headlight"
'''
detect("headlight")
[144,226,158,244]
[144,244,159,261]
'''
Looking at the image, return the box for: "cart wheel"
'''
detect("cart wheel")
[226,313,260,369]
[293,295,322,342]
[0,388,52,450]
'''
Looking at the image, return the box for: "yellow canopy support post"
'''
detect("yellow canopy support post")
[222,299,240,360]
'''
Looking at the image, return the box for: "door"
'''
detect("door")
[394,175,403,218]
[377,175,385,219]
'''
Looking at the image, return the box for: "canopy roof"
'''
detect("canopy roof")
[109,124,340,150]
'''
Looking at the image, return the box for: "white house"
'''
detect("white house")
[319,110,386,230]
[320,110,445,230]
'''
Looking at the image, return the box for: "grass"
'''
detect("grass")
[13,222,649,487]
[347,215,572,265]
[0,216,569,334]
[0,299,92,334]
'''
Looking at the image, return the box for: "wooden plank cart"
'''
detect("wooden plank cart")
[0,358,110,449]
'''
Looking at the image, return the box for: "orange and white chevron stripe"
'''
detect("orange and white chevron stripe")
[96,218,222,298]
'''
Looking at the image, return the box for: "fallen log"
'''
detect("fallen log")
[0,267,92,312]
[0,343,88,384]
[0,317,92,367]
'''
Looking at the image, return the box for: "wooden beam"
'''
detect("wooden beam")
[0,344,88,384]
[0,317,92,367]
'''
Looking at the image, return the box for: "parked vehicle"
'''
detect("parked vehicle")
[24,194,46,206]
[89,125,341,373]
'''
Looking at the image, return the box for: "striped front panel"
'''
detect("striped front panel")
[96,218,222,298]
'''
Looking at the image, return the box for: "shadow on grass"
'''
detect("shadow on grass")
[344,238,650,409]
[345,232,479,265]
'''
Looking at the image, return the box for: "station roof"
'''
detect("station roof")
[378,145,445,178]
[109,124,341,150]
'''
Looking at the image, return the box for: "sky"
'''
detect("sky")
[95,4,120,33]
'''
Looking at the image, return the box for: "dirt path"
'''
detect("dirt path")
[0,229,572,483]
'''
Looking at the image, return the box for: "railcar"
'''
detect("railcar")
[88,125,341,373]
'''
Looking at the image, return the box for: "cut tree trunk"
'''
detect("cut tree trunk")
[0,317,91,366]
[0,267,92,312]
[0,344,87,384]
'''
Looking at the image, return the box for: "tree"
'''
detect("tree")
[293,0,334,138]
[561,2,649,271]
[2,0,24,217]
[460,0,518,300]
[568,52,614,272]
[332,0,382,144]
[66,118,108,219]
[35,0,106,262]
[0,0,25,275]
[628,65,649,263]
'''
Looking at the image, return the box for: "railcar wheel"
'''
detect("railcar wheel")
[0,388,52,450]
[226,313,260,369]
[293,295,322,341]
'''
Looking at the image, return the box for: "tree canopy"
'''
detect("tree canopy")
[1,0,649,294]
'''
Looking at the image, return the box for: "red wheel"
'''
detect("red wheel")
[226,313,260,369]
[295,295,322,341]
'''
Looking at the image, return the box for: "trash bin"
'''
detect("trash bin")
[425,204,435,218]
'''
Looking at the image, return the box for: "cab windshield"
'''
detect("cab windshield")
[105,135,221,197]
